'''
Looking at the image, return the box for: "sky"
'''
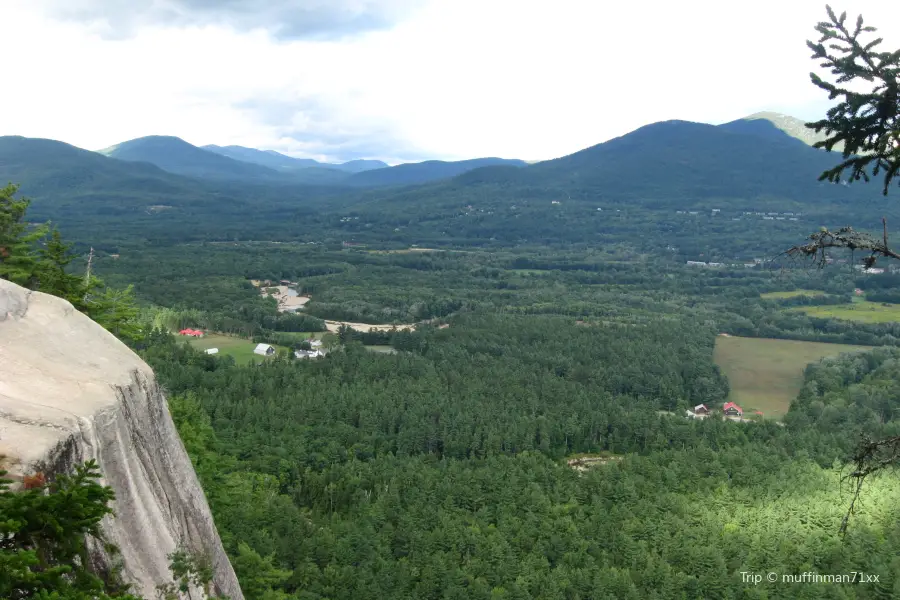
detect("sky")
[1,0,898,165]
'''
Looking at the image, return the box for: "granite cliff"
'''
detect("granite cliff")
[0,279,243,600]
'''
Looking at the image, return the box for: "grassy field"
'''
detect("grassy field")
[713,336,871,418]
[185,334,285,364]
[760,289,826,299]
[364,345,398,354]
[788,300,900,323]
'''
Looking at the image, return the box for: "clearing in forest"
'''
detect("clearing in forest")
[185,334,285,363]
[788,300,900,323]
[760,289,826,299]
[713,336,871,418]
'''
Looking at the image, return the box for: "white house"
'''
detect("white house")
[295,349,324,359]
[254,343,275,356]
[205,348,219,355]
[308,339,323,348]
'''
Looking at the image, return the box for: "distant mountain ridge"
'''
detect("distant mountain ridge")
[202,145,388,173]
[96,137,522,187]
[346,158,528,187]
[99,136,285,182]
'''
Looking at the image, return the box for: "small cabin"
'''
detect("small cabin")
[694,404,709,415]
[254,343,275,356]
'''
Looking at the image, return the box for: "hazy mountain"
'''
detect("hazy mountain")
[99,136,284,181]
[337,159,391,173]
[203,144,388,173]
[203,145,322,170]
[346,158,528,187]
[718,111,842,151]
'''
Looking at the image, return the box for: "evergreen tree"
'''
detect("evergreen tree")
[806,5,900,195]
[0,460,143,600]
[0,183,48,286]
[35,228,89,306]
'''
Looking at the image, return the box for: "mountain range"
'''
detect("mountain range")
[1,111,883,247]
[201,144,387,173]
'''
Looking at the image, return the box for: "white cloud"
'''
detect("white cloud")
[1,0,898,163]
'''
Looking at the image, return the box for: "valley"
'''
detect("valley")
[6,93,900,600]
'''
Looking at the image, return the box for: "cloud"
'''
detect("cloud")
[32,0,428,41]
[234,97,429,163]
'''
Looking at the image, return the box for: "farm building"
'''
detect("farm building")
[295,349,324,359]
[306,339,323,348]
[694,404,709,415]
[178,329,203,337]
[723,401,743,417]
[254,343,275,356]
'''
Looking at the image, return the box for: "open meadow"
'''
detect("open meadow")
[713,335,871,417]
[185,334,285,364]
[759,289,826,299]
[789,300,900,323]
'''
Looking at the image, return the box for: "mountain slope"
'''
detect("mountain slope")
[346,157,528,187]
[0,136,340,244]
[522,119,859,200]
[100,136,284,181]
[719,111,842,150]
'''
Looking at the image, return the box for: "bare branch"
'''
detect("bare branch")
[782,224,900,269]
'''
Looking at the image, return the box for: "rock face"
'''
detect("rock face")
[0,279,244,600]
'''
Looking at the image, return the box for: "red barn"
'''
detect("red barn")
[178,329,204,337]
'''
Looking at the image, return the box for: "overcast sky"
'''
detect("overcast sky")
[1,0,898,164]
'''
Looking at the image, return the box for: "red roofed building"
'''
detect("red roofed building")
[723,402,743,417]
[178,329,204,337]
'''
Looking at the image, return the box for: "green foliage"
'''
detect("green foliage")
[0,182,143,345]
[0,182,49,286]
[0,460,143,600]
[155,548,225,600]
[806,5,900,194]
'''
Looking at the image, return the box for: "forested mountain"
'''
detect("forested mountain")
[346,157,528,187]
[0,136,354,244]
[522,119,865,200]
[203,144,388,173]
[98,135,288,181]
[4,116,893,254]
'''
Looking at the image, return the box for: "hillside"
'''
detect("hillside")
[0,136,344,244]
[99,136,285,181]
[5,118,893,254]
[523,119,861,200]
[719,111,842,150]
[346,157,528,187]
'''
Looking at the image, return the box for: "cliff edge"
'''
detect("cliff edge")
[0,279,244,600]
